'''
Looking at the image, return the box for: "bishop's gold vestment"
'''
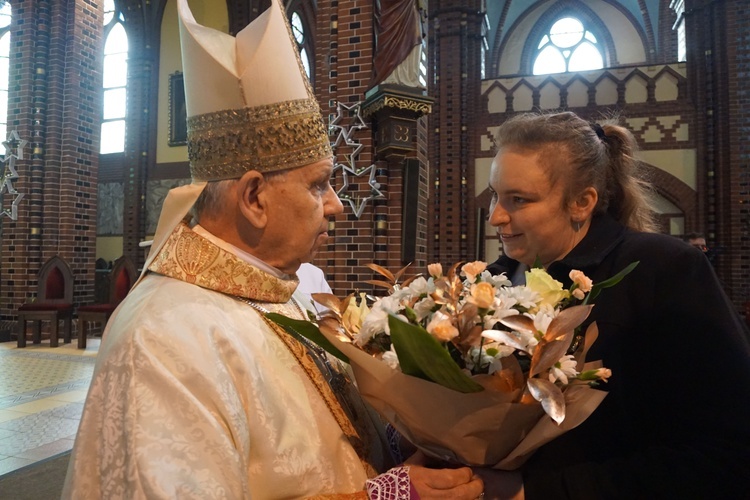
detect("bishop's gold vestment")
[62,223,384,499]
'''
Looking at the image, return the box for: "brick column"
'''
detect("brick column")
[684,0,749,308]
[428,0,484,266]
[315,0,378,296]
[0,0,103,324]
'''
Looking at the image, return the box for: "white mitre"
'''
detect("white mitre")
[138,0,331,280]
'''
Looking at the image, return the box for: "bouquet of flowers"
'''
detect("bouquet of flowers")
[269,260,636,468]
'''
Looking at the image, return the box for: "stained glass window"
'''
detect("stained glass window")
[533,17,603,75]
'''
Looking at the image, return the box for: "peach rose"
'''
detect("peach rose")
[427,263,443,279]
[426,311,459,342]
[462,261,487,283]
[470,282,495,309]
[569,270,593,293]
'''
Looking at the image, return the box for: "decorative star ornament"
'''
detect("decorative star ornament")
[329,101,367,169]
[333,162,385,218]
[329,101,367,137]
[328,100,386,218]
[3,129,27,159]
[3,154,19,180]
[1,129,26,220]
[0,190,23,220]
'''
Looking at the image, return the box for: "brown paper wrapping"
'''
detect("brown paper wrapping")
[320,329,607,470]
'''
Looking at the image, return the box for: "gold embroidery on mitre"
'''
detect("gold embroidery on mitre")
[187,99,332,181]
[148,222,297,302]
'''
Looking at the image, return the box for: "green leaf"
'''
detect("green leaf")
[585,261,639,304]
[265,313,349,363]
[388,315,484,393]
[402,305,419,324]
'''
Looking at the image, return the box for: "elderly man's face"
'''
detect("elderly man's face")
[260,158,343,273]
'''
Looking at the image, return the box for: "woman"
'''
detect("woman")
[483,112,750,498]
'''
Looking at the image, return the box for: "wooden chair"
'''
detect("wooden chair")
[17,256,74,347]
[76,256,136,348]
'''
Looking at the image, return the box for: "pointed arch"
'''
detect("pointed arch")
[507,79,536,113]
[641,162,697,232]
[538,76,563,110]
[623,68,650,104]
[0,1,11,143]
[564,74,594,107]
[488,1,514,78]
[286,0,317,85]
[482,80,510,114]
[593,72,621,106]
[101,0,129,155]
[653,65,687,101]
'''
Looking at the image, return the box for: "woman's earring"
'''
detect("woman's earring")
[575,220,581,232]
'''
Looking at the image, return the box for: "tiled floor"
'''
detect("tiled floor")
[0,338,98,476]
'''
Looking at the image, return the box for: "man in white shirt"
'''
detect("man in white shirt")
[296,262,333,313]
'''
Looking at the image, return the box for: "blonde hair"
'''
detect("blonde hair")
[495,111,659,232]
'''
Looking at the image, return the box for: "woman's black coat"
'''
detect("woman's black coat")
[487,214,750,499]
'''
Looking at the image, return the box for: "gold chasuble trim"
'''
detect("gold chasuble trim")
[148,222,298,301]
[147,223,379,480]
[258,312,378,481]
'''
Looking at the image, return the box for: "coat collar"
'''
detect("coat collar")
[551,213,627,272]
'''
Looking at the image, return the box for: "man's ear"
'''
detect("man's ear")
[238,170,268,228]
[570,186,598,222]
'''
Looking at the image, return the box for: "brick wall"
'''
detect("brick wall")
[428,1,484,267]
[723,0,750,307]
[685,0,749,308]
[0,0,102,322]
[657,0,678,62]
[313,0,431,296]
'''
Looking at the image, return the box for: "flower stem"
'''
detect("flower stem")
[476,336,485,372]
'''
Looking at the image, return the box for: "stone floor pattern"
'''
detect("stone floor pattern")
[0,338,98,476]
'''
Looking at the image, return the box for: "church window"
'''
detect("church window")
[419,39,427,87]
[101,0,128,154]
[290,11,311,81]
[0,1,11,143]
[671,0,687,62]
[533,17,603,75]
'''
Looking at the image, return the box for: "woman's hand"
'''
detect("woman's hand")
[403,451,483,499]
[408,465,483,499]
[471,468,524,500]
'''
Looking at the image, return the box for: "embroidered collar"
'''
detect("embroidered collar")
[147,221,298,303]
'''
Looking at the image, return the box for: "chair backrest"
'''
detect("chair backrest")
[37,256,74,304]
[109,256,137,304]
